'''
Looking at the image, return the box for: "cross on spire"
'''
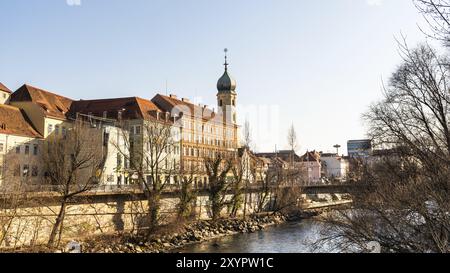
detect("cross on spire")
[224,48,229,71]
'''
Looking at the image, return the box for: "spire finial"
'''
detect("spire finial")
[224,48,229,71]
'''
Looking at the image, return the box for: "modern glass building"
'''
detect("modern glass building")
[347,139,372,158]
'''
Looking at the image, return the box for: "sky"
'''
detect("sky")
[0,0,441,154]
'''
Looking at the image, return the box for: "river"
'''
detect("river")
[174,219,342,253]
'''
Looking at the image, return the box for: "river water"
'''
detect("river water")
[175,219,341,253]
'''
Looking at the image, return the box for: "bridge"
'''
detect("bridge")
[0,182,361,209]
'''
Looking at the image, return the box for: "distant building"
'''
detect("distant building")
[299,151,322,184]
[320,153,349,181]
[347,139,372,158]
[0,82,11,104]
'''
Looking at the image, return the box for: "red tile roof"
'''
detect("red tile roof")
[69,97,165,121]
[0,82,11,93]
[0,104,42,138]
[9,84,73,120]
[152,94,224,123]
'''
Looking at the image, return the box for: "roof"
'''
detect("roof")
[69,97,166,122]
[0,104,42,138]
[256,150,302,162]
[217,69,237,93]
[152,94,225,124]
[238,147,264,163]
[9,84,73,120]
[0,82,11,93]
[299,151,321,162]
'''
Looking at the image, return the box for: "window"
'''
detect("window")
[55,125,60,135]
[23,165,29,177]
[48,124,53,134]
[0,143,3,152]
[117,154,122,168]
[32,166,38,177]
[135,125,141,135]
[25,145,30,155]
[16,146,20,154]
[62,127,67,137]
[219,100,223,107]
[33,145,38,156]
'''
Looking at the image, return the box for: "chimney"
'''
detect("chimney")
[169,94,178,99]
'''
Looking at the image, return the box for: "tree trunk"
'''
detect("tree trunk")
[243,181,248,219]
[146,193,160,238]
[48,200,67,247]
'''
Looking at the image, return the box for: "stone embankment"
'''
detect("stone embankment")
[83,214,287,253]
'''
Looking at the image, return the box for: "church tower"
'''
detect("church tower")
[217,48,237,125]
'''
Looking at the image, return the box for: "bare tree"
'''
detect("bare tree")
[319,43,450,253]
[242,119,252,149]
[252,159,276,214]
[176,166,199,220]
[116,119,180,235]
[204,153,233,221]
[414,0,450,45]
[43,119,105,247]
[287,124,299,174]
[229,156,245,218]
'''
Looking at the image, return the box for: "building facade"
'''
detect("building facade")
[299,151,322,184]
[0,83,11,105]
[0,104,42,187]
[68,97,181,186]
[0,54,241,190]
[320,153,349,181]
[151,57,240,185]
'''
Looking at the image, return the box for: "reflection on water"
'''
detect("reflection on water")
[175,219,340,253]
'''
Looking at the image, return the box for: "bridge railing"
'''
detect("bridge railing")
[1,181,355,195]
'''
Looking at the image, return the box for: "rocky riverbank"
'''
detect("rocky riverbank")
[2,210,325,253]
[82,214,287,253]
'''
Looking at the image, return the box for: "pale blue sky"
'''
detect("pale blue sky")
[0,0,440,154]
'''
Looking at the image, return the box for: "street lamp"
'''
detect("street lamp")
[333,144,341,155]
